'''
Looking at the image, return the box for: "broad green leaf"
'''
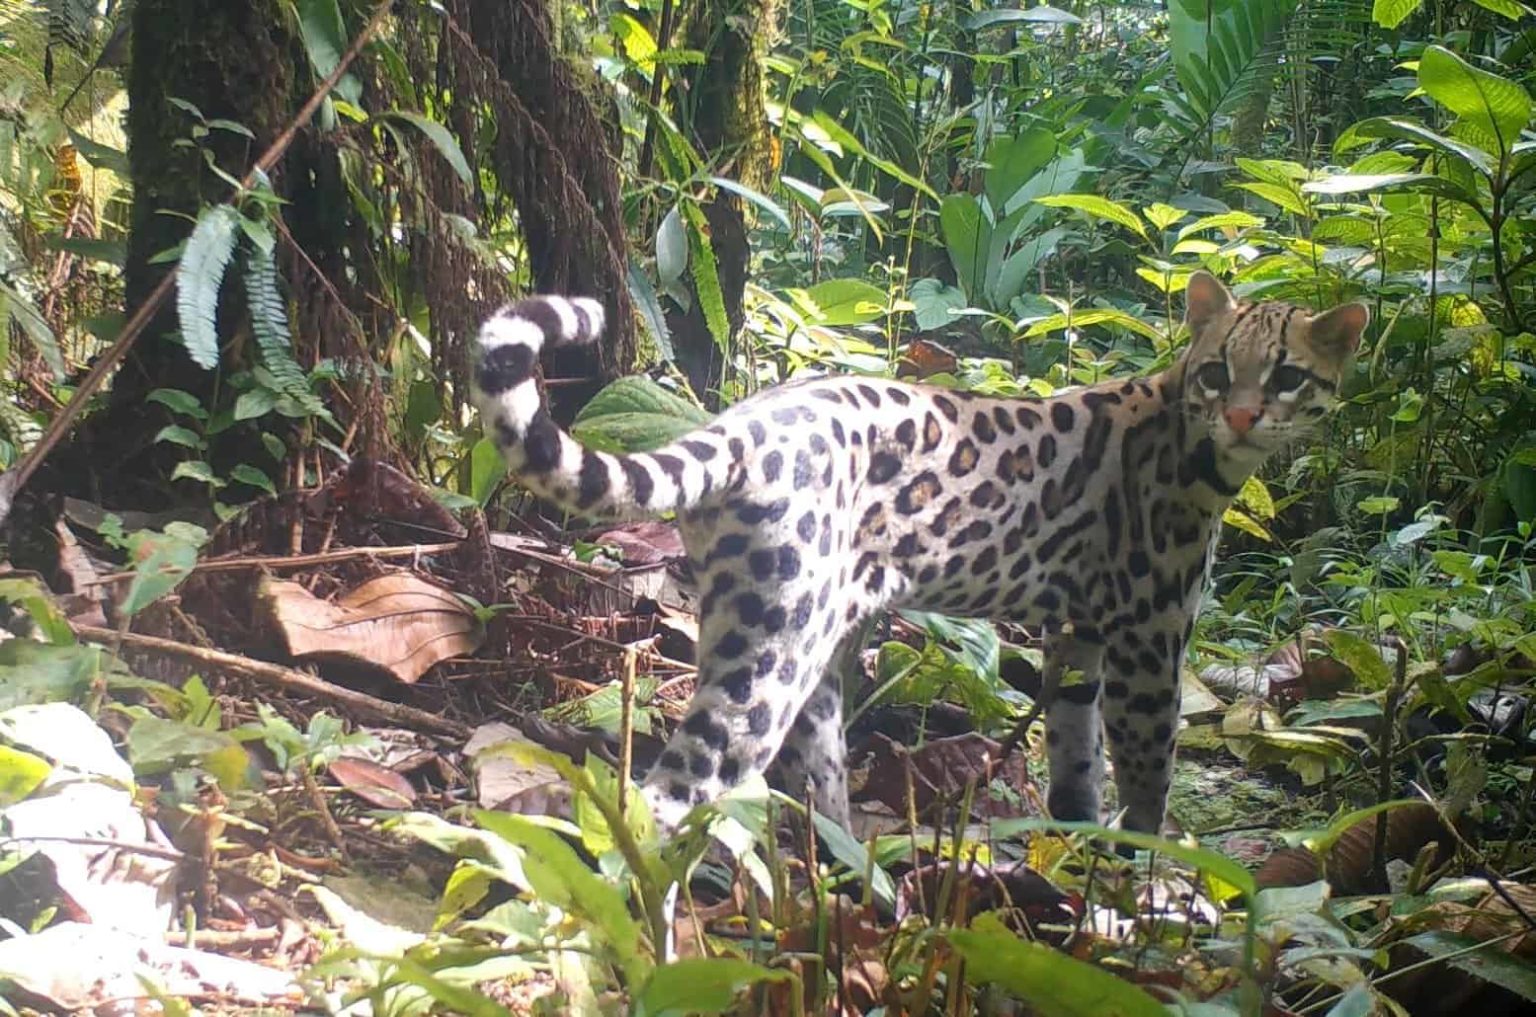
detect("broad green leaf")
[296,0,363,105]
[1236,476,1275,519]
[571,376,712,454]
[1335,117,1493,176]
[126,715,245,777]
[0,745,51,805]
[1357,494,1400,514]
[1371,0,1422,28]
[709,175,791,230]
[1234,181,1310,217]
[120,526,206,617]
[1223,505,1273,542]
[47,236,126,266]
[0,577,73,645]
[1400,931,1536,1003]
[811,810,896,909]
[984,129,1058,211]
[0,278,65,379]
[909,278,968,330]
[1418,45,1533,157]
[1321,630,1394,690]
[951,912,1167,1017]
[1471,0,1527,21]
[469,438,507,506]
[176,205,242,370]
[992,818,1258,898]
[680,200,731,353]
[171,460,218,485]
[1301,172,1477,204]
[148,388,209,420]
[1022,309,1163,343]
[380,111,473,184]
[655,206,687,289]
[155,425,205,450]
[966,6,1084,29]
[230,464,276,495]
[633,957,791,1017]
[234,388,279,421]
[940,194,985,300]
[67,129,130,176]
[794,278,889,326]
[0,641,101,709]
[1177,210,1265,239]
[1033,194,1148,240]
[474,811,646,988]
[1143,202,1186,231]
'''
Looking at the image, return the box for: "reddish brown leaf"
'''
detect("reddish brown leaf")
[327,756,415,809]
[853,732,1032,820]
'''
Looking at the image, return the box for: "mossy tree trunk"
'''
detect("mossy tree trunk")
[69,0,307,509]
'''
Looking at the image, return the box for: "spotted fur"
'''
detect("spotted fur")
[474,273,1369,834]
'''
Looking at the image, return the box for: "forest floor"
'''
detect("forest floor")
[2,457,1534,1015]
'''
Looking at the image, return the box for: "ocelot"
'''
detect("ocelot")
[472,272,1367,836]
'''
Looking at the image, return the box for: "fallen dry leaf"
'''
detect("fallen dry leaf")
[328,756,416,809]
[261,573,480,683]
[0,922,301,1011]
[586,520,685,564]
[1254,802,1457,894]
[853,732,1031,820]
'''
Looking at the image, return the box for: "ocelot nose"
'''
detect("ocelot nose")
[1223,406,1260,435]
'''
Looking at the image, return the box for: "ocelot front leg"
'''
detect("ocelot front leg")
[772,618,875,829]
[1099,621,1187,834]
[1042,628,1108,824]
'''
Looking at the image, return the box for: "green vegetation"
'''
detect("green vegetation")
[1,0,1535,1014]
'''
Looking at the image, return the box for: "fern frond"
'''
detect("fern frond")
[242,241,308,395]
[175,204,241,370]
[41,0,96,51]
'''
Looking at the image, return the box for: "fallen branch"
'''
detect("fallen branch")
[72,623,471,739]
[88,541,465,586]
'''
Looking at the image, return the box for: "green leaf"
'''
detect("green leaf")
[1336,117,1493,177]
[909,278,968,330]
[175,205,242,370]
[171,460,218,485]
[811,811,896,908]
[1400,931,1536,1003]
[380,111,473,184]
[296,0,364,106]
[0,278,66,379]
[984,129,1058,211]
[633,957,791,1017]
[155,425,205,450]
[1022,309,1163,343]
[1321,630,1394,691]
[126,715,244,775]
[950,912,1166,1017]
[0,744,51,806]
[1178,210,1265,239]
[992,818,1258,898]
[474,811,647,988]
[794,278,889,326]
[1372,0,1423,28]
[966,6,1084,29]
[47,236,127,266]
[1357,494,1400,515]
[939,193,985,301]
[243,243,309,396]
[119,525,208,618]
[230,464,276,495]
[0,641,101,708]
[1301,172,1476,204]
[1471,0,1527,19]
[1143,203,1186,231]
[147,388,209,420]
[1235,181,1310,217]
[0,578,73,645]
[571,377,713,454]
[67,129,130,176]
[1418,45,1533,158]
[709,176,791,231]
[234,388,279,421]
[1033,194,1148,240]
[469,438,507,506]
[680,200,731,353]
[655,206,687,289]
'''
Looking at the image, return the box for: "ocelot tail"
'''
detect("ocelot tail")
[472,273,1368,835]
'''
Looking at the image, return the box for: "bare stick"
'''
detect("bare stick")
[0,0,397,528]
[72,623,471,739]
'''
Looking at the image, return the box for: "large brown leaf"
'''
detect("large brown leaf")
[261,574,480,684]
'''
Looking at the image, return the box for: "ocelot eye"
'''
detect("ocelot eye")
[1269,364,1307,391]
[1195,362,1230,392]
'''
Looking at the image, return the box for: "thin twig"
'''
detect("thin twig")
[88,541,465,586]
[72,623,471,739]
[0,0,397,528]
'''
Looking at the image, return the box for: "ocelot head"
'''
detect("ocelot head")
[1180,271,1368,457]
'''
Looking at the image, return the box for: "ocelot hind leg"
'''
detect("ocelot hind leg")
[1100,622,1186,835]
[1042,629,1107,824]
[772,618,875,828]
[640,550,849,832]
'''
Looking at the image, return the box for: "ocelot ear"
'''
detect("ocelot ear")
[1184,271,1235,330]
[1308,301,1370,357]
